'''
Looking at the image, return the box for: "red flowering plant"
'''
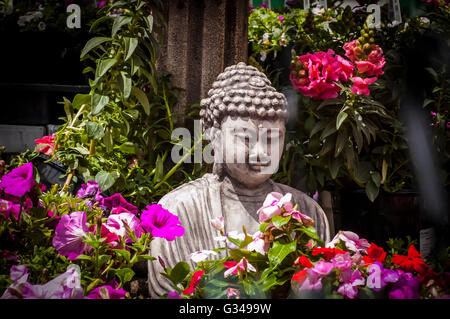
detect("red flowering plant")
[162,192,449,299]
[0,162,185,299]
[288,22,397,202]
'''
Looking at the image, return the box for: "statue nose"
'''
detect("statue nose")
[249,140,271,164]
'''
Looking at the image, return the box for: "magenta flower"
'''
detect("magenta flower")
[350,76,378,95]
[226,288,240,299]
[0,162,36,198]
[140,204,185,241]
[388,271,420,299]
[52,211,89,260]
[337,269,365,299]
[331,252,353,272]
[298,269,323,292]
[87,285,127,299]
[290,50,351,100]
[311,261,334,276]
[0,199,20,221]
[257,192,293,223]
[1,265,29,299]
[101,193,138,215]
[105,212,142,243]
[284,210,314,227]
[21,265,84,299]
[167,291,182,299]
[76,181,103,203]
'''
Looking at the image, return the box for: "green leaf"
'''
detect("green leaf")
[118,72,132,100]
[334,129,349,158]
[271,215,291,229]
[98,255,111,266]
[170,262,191,285]
[76,254,93,261]
[115,268,135,285]
[85,121,105,139]
[112,16,132,37]
[63,97,73,123]
[229,249,267,263]
[131,87,150,115]
[423,99,435,108]
[80,37,113,58]
[145,14,154,33]
[320,121,337,140]
[137,255,156,262]
[103,128,113,152]
[72,147,90,155]
[329,156,343,179]
[72,93,91,110]
[153,155,164,183]
[119,142,137,154]
[299,226,321,241]
[268,241,296,267]
[336,110,348,130]
[91,93,109,115]
[96,58,117,78]
[114,249,131,263]
[370,171,382,188]
[365,180,379,202]
[95,171,116,191]
[124,37,138,61]
[208,279,231,288]
[354,161,372,184]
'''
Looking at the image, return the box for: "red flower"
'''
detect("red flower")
[362,243,386,265]
[223,261,237,269]
[35,134,57,156]
[292,269,308,285]
[293,255,313,268]
[391,245,428,275]
[183,270,204,295]
[312,247,347,261]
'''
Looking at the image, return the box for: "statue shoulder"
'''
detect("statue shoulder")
[157,173,219,210]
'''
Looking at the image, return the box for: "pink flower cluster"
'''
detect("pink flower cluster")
[52,200,184,260]
[290,40,385,99]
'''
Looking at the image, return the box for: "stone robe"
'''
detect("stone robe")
[147,173,330,298]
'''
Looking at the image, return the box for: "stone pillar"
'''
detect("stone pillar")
[156,0,249,124]
[319,190,335,238]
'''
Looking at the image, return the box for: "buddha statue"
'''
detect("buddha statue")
[147,62,330,297]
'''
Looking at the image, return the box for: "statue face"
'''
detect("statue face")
[219,116,285,188]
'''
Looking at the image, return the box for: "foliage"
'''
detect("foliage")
[9,0,205,209]
[249,2,450,201]
[161,192,450,299]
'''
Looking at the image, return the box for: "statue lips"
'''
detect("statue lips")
[249,161,271,172]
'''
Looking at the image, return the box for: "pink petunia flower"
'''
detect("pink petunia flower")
[101,193,138,215]
[0,162,36,198]
[350,76,378,95]
[21,264,84,299]
[246,231,269,255]
[0,199,20,221]
[52,211,89,260]
[140,204,185,241]
[87,285,127,299]
[283,210,315,227]
[167,291,182,299]
[257,192,293,223]
[183,270,204,295]
[105,212,142,243]
[1,265,29,299]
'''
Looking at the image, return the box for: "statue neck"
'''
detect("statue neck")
[221,175,273,199]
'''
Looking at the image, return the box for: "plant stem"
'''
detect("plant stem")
[61,170,74,194]
[153,136,203,191]
[89,139,95,158]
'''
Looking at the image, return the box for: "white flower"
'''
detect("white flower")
[210,217,224,232]
[188,250,218,263]
[260,51,267,62]
[38,21,46,32]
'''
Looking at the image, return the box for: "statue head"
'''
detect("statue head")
[200,62,289,188]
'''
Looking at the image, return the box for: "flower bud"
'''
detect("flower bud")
[369,37,375,43]
[363,43,371,52]
[299,70,306,77]
[210,217,224,232]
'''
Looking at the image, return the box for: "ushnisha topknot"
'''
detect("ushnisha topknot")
[199,62,289,132]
